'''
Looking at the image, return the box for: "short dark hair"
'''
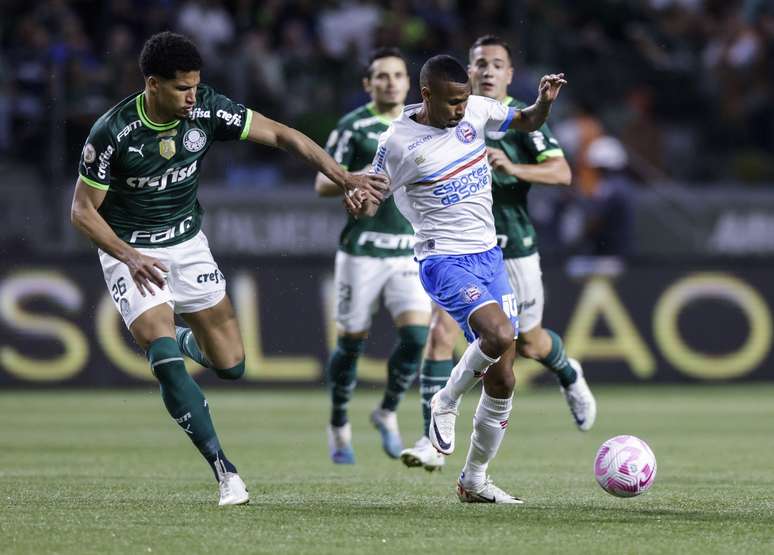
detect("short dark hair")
[469,35,513,64]
[419,54,468,89]
[364,47,407,79]
[139,31,203,79]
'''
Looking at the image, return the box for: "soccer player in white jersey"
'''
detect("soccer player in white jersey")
[355,55,565,503]
[401,37,595,472]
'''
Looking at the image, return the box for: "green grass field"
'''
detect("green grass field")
[2,385,773,554]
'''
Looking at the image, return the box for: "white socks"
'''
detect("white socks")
[439,339,500,404]
[461,389,513,488]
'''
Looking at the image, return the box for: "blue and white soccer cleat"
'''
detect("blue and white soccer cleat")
[327,423,355,464]
[370,408,403,459]
[400,436,445,472]
[456,475,524,505]
[429,391,458,455]
[561,359,597,432]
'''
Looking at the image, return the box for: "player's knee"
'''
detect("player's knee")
[337,335,367,358]
[481,322,515,358]
[214,359,245,380]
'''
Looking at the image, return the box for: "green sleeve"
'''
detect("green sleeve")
[78,119,116,191]
[324,121,357,170]
[204,85,252,142]
[523,123,565,163]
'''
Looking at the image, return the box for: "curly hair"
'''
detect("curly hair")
[139,31,203,79]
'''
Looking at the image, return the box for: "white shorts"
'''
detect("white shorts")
[503,252,544,333]
[334,251,431,333]
[99,231,226,328]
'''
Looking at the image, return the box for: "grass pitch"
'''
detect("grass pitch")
[1,384,773,554]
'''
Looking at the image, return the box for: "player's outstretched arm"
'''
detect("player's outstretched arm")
[510,73,567,133]
[315,165,373,197]
[245,111,388,211]
[70,179,167,297]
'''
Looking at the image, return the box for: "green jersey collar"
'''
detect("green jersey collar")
[502,96,514,106]
[366,102,398,126]
[136,93,181,131]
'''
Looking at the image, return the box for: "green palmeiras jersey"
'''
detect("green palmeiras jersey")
[487,96,565,259]
[78,84,252,248]
[325,102,414,258]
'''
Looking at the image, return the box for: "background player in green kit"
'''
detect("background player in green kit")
[314,48,438,468]
[400,36,596,468]
[70,32,387,505]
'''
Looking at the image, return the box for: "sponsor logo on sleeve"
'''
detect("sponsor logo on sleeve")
[97,146,115,179]
[216,109,243,127]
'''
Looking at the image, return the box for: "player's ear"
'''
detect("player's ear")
[146,75,159,94]
[507,65,514,85]
[362,76,371,94]
[420,86,431,103]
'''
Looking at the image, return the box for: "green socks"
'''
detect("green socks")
[539,329,577,387]
[175,326,245,380]
[327,336,365,427]
[148,337,221,460]
[381,325,428,412]
[420,359,453,437]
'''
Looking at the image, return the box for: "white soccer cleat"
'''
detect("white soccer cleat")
[429,391,458,455]
[400,436,446,472]
[327,422,355,464]
[217,472,249,506]
[370,408,403,459]
[561,359,597,432]
[456,475,524,504]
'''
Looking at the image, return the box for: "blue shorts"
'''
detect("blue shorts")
[419,246,519,342]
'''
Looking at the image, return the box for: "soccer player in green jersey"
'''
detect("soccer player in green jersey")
[314,48,440,468]
[70,32,387,505]
[400,36,596,468]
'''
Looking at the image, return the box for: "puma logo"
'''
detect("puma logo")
[128,144,144,157]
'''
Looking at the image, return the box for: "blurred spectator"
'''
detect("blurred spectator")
[582,136,636,257]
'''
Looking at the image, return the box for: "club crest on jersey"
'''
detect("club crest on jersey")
[455,121,476,144]
[183,128,207,153]
[159,137,176,159]
[461,284,482,304]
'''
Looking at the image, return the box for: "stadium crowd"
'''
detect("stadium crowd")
[1,0,772,194]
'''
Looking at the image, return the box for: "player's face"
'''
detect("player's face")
[423,80,472,128]
[150,70,201,119]
[468,45,513,101]
[365,56,410,108]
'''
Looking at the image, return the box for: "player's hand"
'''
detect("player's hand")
[125,250,168,297]
[537,73,566,105]
[487,147,513,175]
[343,172,389,210]
[343,188,379,219]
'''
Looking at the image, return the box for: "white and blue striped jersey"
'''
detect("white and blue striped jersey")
[373,95,516,260]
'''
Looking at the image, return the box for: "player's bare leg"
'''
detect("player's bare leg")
[429,303,513,455]
[371,309,429,459]
[517,324,596,431]
[179,295,245,379]
[132,303,248,506]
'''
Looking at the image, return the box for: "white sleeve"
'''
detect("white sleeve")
[372,130,415,194]
[469,95,518,134]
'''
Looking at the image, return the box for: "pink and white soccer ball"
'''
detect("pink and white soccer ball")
[594,435,657,497]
